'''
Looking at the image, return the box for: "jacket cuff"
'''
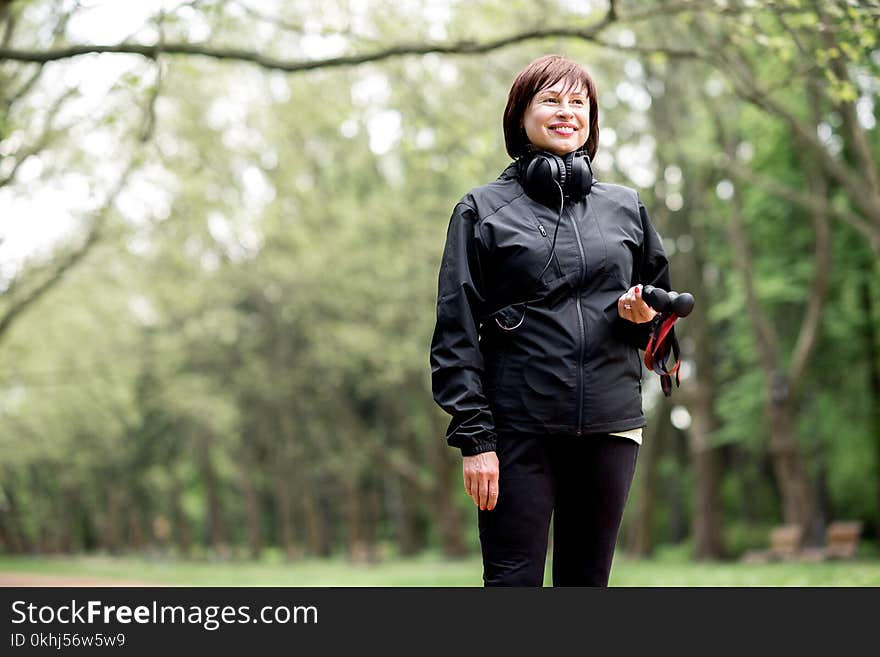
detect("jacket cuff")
[457,437,497,456]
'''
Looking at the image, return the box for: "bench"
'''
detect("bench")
[824,521,862,559]
[740,521,863,563]
[740,524,802,563]
[769,524,803,560]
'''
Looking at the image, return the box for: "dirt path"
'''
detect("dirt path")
[0,573,156,586]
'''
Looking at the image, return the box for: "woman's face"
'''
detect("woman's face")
[522,79,589,156]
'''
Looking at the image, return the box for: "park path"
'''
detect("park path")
[0,573,154,586]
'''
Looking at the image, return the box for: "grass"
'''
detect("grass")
[610,556,880,586]
[1,547,879,586]
[0,552,481,587]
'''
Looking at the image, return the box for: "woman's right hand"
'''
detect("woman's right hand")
[463,452,500,511]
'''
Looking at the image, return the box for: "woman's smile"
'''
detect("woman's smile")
[549,123,577,136]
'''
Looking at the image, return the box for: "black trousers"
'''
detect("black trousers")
[478,431,639,587]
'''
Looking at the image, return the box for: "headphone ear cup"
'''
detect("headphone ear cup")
[524,154,562,205]
[568,152,593,199]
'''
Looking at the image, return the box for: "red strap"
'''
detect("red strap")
[644,314,681,397]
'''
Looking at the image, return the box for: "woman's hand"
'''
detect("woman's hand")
[618,284,658,324]
[462,451,499,511]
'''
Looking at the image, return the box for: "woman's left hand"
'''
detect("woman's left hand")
[618,285,658,324]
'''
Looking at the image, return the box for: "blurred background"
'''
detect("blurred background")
[0,0,878,585]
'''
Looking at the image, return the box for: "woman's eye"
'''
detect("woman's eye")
[543,97,558,103]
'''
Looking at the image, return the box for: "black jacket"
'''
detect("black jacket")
[430,162,672,455]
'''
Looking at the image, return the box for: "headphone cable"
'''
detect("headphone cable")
[538,180,565,279]
[496,181,565,331]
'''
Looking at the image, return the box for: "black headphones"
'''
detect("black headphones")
[518,148,594,207]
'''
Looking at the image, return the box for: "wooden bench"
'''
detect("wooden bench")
[824,521,862,559]
[769,524,803,560]
[741,521,863,563]
[741,524,802,563]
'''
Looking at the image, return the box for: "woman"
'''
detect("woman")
[429,54,672,587]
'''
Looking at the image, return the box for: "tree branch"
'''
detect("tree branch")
[789,190,831,397]
[140,10,167,144]
[5,63,44,107]
[710,101,780,369]
[0,17,707,72]
[3,1,86,140]
[789,76,833,398]
[0,160,137,344]
[0,87,77,189]
[724,158,880,253]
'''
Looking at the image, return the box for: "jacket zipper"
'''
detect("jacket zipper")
[565,204,588,435]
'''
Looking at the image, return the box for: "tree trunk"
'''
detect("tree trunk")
[667,428,690,544]
[647,57,727,560]
[432,412,467,557]
[195,431,229,554]
[169,474,192,557]
[239,460,262,560]
[712,106,821,547]
[688,407,726,559]
[362,480,382,563]
[125,499,148,552]
[275,409,301,559]
[384,473,422,556]
[343,475,368,563]
[102,478,121,554]
[679,198,727,560]
[0,509,22,553]
[627,395,671,557]
[375,409,424,556]
[56,487,77,553]
[274,473,298,559]
[682,207,726,559]
[766,389,819,543]
[301,475,329,557]
[0,481,29,553]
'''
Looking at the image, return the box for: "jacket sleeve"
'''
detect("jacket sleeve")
[429,201,497,456]
[618,196,672,350]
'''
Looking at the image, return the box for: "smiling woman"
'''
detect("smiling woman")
[430,54,672,587]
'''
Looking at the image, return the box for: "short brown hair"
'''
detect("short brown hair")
[503,54,599,160]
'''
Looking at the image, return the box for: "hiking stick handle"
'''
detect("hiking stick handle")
[642,285,695,317]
